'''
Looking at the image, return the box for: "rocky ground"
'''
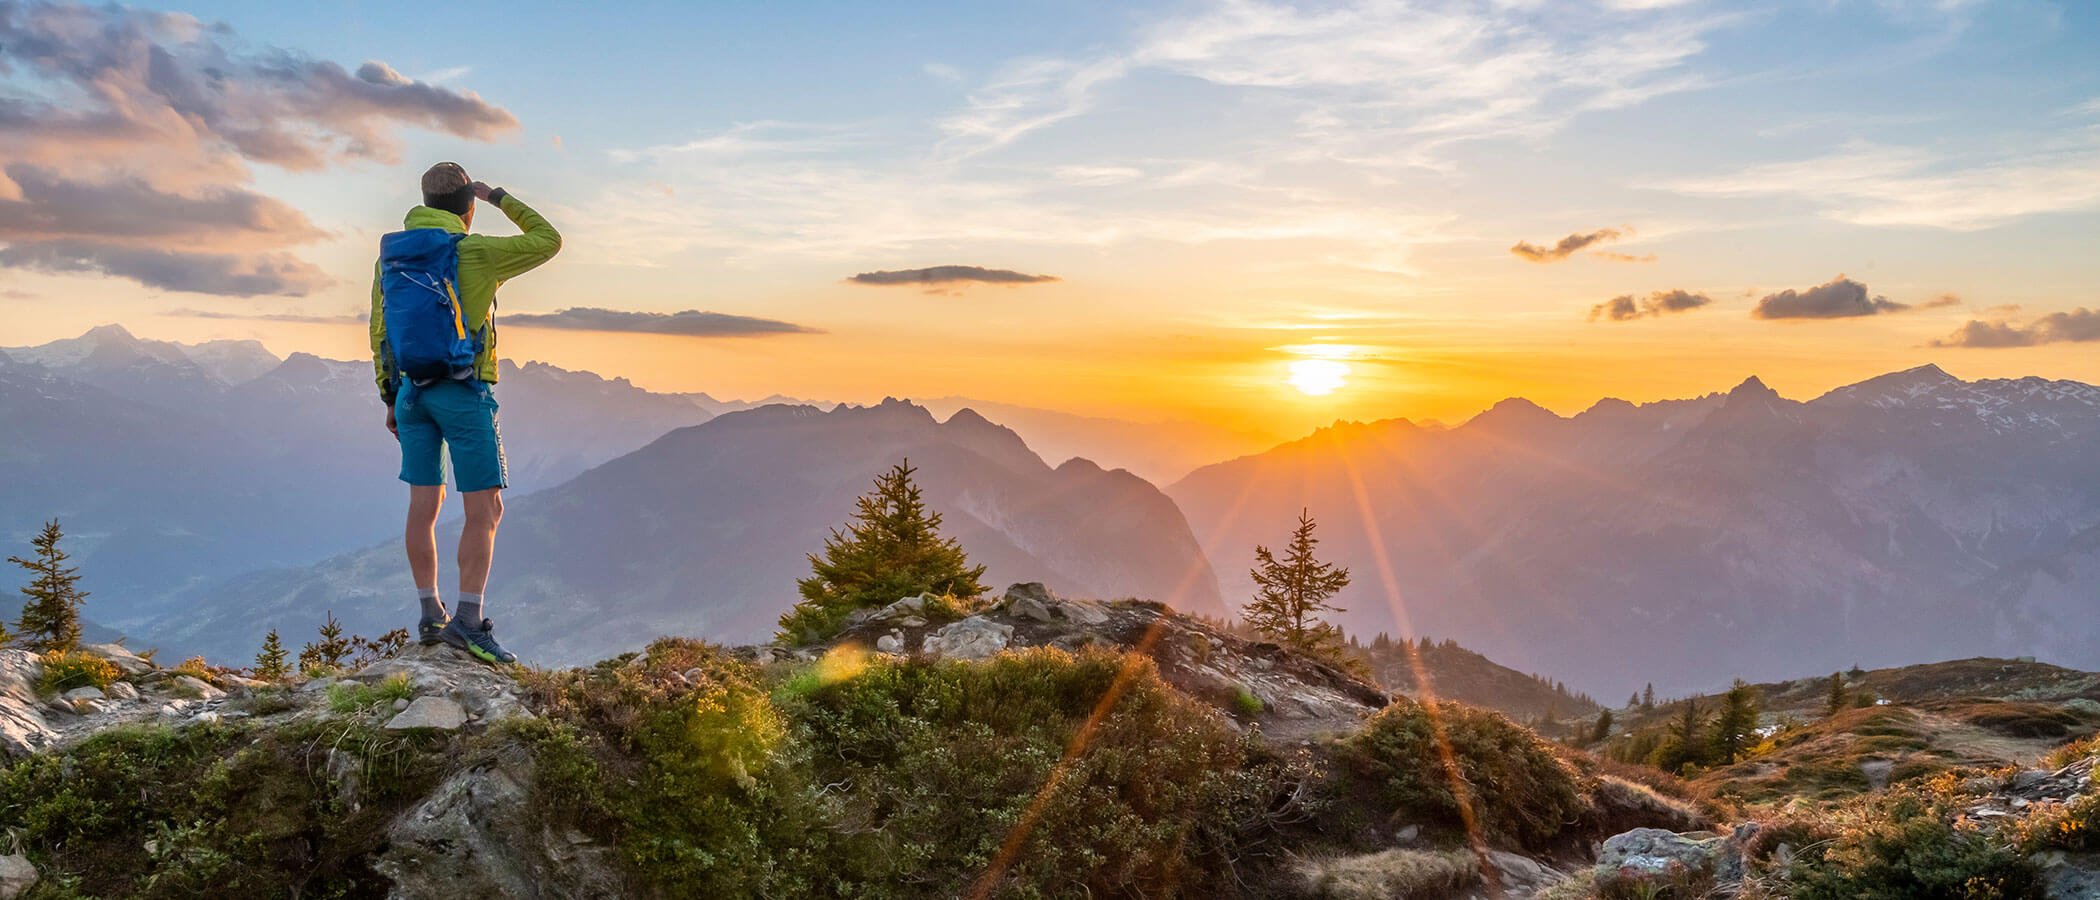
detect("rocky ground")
[0,587,2092,898]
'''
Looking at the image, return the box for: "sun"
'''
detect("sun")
[1286,359,1350,396]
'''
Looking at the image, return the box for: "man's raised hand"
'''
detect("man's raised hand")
[470,181,493,202]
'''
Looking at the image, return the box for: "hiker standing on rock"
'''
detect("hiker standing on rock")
[369,162,561,665]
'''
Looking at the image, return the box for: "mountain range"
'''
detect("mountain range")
[152,398,1223,665]
[1168,365,2100,695]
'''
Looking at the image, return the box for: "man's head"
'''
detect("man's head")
[422,162,474,226]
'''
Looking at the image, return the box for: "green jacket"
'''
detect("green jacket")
[370,193,562,403]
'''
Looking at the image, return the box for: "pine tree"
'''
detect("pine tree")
[1591,708,1615,745]
[1242,509,1351,661]
[11,519,86,653]
[776,460,987,644]
[1823,672,1846,717]
[300,612,352,675]
[1711,679,1761,764]
[254,629,290,681]
[1627,692,1641,710]
[1641,683,1656,712]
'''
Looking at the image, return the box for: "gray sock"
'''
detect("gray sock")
[456,593,483,629]
[419,587,446,621]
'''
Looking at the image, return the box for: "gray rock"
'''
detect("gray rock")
[62,686,105,703]
[875,632,904,654]
[374,749,626,899]
[385,696,467,731]
[352,650,530,726]
[1596,828,1724,883]
[106,681,140,701]
[157,701,190,718]
[1055,598,1111,626]
[299,676,339,694]
[1002,583,1058,622]
[921,617,1013,661]
[79,643,152,676]
[881,593,931,618]
[0,853,35,900]
[0,650,42,704]
[895,615,928,629]
[2035,850,2100,900]
[0,697,55,757]
[174,675,226,700]
[394,698,411,712]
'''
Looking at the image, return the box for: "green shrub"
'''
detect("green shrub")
[519,639,1276,898]
[0,718,450,898]
[2042,734,2100,770]
[326,673,415,715]
[1233,686,1265,716]
[2014,791,2099,853]
[1340,696,1583,846]
[36,650,119,694]
[1785,780,2041,900]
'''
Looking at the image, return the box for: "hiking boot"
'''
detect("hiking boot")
[418,615,449,646]
[439,616,517,665]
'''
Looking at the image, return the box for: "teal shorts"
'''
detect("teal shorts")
[395,380,509,493]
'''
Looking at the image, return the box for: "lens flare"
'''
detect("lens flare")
[1286,359,1350,395]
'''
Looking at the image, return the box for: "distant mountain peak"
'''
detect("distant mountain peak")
[82,323,138,344]
[1729,375,1777,398]
[1463,397,1563,434]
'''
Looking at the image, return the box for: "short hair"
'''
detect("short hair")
[421,162,470,195]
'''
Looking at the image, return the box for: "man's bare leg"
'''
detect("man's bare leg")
[407,485,446,591]
[459,487,503,596]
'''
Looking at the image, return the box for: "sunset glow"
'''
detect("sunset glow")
[1287,359,1351,396]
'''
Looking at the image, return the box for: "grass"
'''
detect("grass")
[1293,848,1477,899]
[1233,686,1265,716]
[325,673,416,715]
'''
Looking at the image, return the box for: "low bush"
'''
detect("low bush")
[2042,734,2100,770]
[35,650,119,694]
[518,639,1279,898]
[1338,696,1583,847]
[1782,777,2041,900]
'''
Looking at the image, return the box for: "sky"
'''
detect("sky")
[2,0,2096,440]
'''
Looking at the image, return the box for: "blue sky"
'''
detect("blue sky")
[4,0,2097,432]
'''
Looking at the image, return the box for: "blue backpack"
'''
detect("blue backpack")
[379,228,477,386]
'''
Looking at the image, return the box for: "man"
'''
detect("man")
[370,162,560,664]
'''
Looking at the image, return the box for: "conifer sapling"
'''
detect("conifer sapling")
[11,519,86,653]
[1243,509,1351,662]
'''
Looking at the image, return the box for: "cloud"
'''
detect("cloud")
[1750,276,1909,320]
[1919,293,1963,309]
[1931,309,2100,348]
[1592,251,1657,263]
[0,1,518,296]
[1588,289,1713,322]
[501,307,821,337]
[1659,140,2100,230]
[848,265,1059,286]
[1511,228,1625,262]
[0,240,327,296]
[164,308,365,323]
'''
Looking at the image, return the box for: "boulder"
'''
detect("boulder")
[881,593,932,618]
[0,853,35,900]
[875,632,904,654]
[79,643,152,676]
[385,696,467,731]
[1001,583,1057,622]
[2035,850,2100,900]
[0,651,41,703]
[921,617,1013,661]
[174,676,226,700]
[1595,828,1724,886]
[373,748,626,899]
[353,646,531,725]
[62,686,104,703]
[106,681,140,702]
[1054,598,1111,626]
[0,697,55,757]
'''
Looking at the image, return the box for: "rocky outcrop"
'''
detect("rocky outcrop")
[374,748,626,900]
[827,583,1390,738]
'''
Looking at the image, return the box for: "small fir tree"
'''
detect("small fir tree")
[11,519,86,653]
[299,611,353,675]
[1242,509,1352,661]
[254,629,290,681]
[1591,708,1615,745]
[1627,692,1641,710]
[776,460,987,644]
[1823,671,1847,717]
[1711,679,1761,764]
[1641,683,1656,711]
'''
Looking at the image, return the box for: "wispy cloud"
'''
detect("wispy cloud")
[1511,227,1627,262]
[1751,275,1909,320]
[502,307,821,337]
[1932,308,2100,348]
[0,1,517,296]
[849,265,1058,286]
[1588,288,1712,322]
[1660,140,2100,230]
[164,308,365,323]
